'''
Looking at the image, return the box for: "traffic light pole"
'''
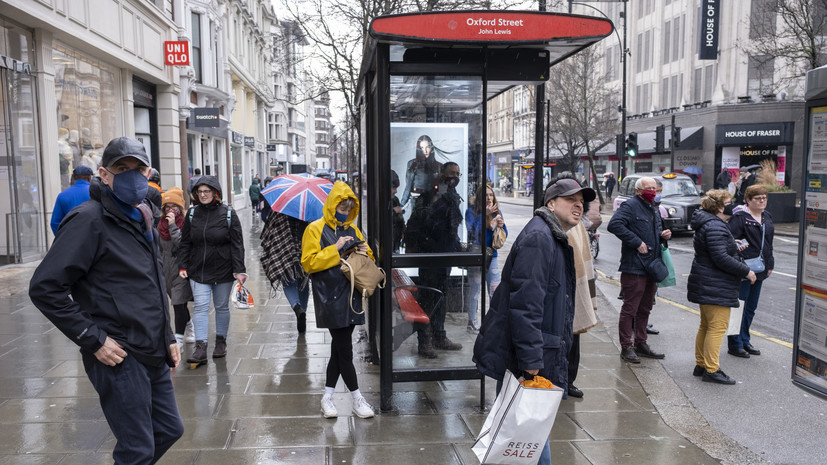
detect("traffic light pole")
[670,113,676,172]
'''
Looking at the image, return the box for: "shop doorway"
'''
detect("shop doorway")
[0,63,45,264]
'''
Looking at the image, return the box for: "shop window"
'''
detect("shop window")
[53,41,121,175]
[191,12,202,83]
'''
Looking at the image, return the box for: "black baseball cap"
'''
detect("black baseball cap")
[543,178,596,205]
[100,137,150,167]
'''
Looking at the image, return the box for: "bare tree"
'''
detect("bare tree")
[277,0,540,173]
[546,46,617,204]
[746,0,827,91]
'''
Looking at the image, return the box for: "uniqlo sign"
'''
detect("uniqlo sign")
[164,41,190,65]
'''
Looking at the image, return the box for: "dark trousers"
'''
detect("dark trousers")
[567,333,581,385]
[82,351,183,465]
[326,325,359,391]
[417,267,449,343]
[728,279,764,350]
[619,273,658,349]
[173,303,189,335]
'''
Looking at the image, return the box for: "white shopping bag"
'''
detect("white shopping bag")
[472,370,564,464]
[726,300,744,336]
[231,281,255,309]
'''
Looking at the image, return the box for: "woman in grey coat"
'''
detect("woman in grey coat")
[158,187,193,348]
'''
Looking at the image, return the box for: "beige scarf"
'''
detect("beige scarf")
[567,222,598,334]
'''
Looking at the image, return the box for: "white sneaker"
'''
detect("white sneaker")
[321,396,338,418]
[351,396,375,419]
[184,321,195,343]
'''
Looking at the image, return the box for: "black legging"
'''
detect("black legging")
[173,303,190,335]
[326,325,358,391]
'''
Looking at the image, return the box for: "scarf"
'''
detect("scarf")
[260,211,308,289]
[159,211,184,241]
[566,222,598,334]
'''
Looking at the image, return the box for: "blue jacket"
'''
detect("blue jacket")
[50,180,91,235]
[607,195,663,275]
[473,207,575,394]
[465,208,508,258]
[687,210,751,307]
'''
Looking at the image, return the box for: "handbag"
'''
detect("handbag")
[743,224,766,273]
[340,249,386,314]
[638,251,669,283]
[472,370,564,464]
[659,244,676,287]
[726,300,745,336]
[492,226,507,250]
[231,281,254,309]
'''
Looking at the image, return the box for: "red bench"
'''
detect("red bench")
[391,269,430,324]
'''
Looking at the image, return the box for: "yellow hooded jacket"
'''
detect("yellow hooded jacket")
[301,181,374,328]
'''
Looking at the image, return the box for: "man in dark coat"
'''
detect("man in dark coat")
[605,173,616,200]
[715,168,731,190]
[474,178,595,390]
[415,162,464,358]
[607,176,672,363]
[29,137,184,464]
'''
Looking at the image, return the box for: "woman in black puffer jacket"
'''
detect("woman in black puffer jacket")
[178,176,246,366]
[687,189,755,385]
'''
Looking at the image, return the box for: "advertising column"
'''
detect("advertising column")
[794,69,827,397]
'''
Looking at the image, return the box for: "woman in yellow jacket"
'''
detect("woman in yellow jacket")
[302,181,375,419]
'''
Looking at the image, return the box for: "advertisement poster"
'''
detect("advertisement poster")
[390,122,469,246]
[808,107,827,174]
[795,105,827,390]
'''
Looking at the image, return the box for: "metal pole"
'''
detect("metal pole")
[620,0,628,179]
[534,0,547,208]
[670,113,676,172]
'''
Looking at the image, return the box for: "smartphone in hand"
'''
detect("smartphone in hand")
[344,239,365,252]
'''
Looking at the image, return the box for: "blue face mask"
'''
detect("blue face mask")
[654,194,662,204]
[110,169,149,206]
[335,211,349,223]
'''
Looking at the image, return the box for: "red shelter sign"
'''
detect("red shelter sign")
[164,41,190,66]
[370,11,613,43]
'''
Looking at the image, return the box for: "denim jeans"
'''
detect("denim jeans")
[82,351,183,464]
[728,279,764,350]
[495,377,551,465]
[190,280,234,341]
[283,278,309,313]
[465,260,501,327]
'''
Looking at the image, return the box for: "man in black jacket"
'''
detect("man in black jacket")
[607,177,672,363]
[29,137,183,464]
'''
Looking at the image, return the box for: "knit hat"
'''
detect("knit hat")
[162,186,185,210]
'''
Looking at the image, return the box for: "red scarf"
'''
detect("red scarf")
[159,211,184,241]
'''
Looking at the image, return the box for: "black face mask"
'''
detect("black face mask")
[445,177,460,189]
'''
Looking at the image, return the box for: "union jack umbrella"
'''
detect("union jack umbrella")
[260,173,333,222]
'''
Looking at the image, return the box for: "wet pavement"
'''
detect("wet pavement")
[0,208,766,464]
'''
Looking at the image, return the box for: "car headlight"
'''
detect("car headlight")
[668,207,677,216]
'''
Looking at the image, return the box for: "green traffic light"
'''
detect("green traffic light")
[627,148,637,158]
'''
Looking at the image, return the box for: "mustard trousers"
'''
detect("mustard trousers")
[695,304,731,373]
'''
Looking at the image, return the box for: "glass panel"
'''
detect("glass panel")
[390,75,484,255]
[389,75,484,370]
[1,67,45,262]
[390,266,480,368]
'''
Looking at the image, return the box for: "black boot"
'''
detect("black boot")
[297,312,306,334]
[188,340,207,364]
[213,335,227,358]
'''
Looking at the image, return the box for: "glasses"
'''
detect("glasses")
[196,189,213,196]
[751,196,768,201]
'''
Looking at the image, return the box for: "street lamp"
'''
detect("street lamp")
[568,0,628,179]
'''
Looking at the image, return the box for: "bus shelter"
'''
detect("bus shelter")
[357,10,612,410]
